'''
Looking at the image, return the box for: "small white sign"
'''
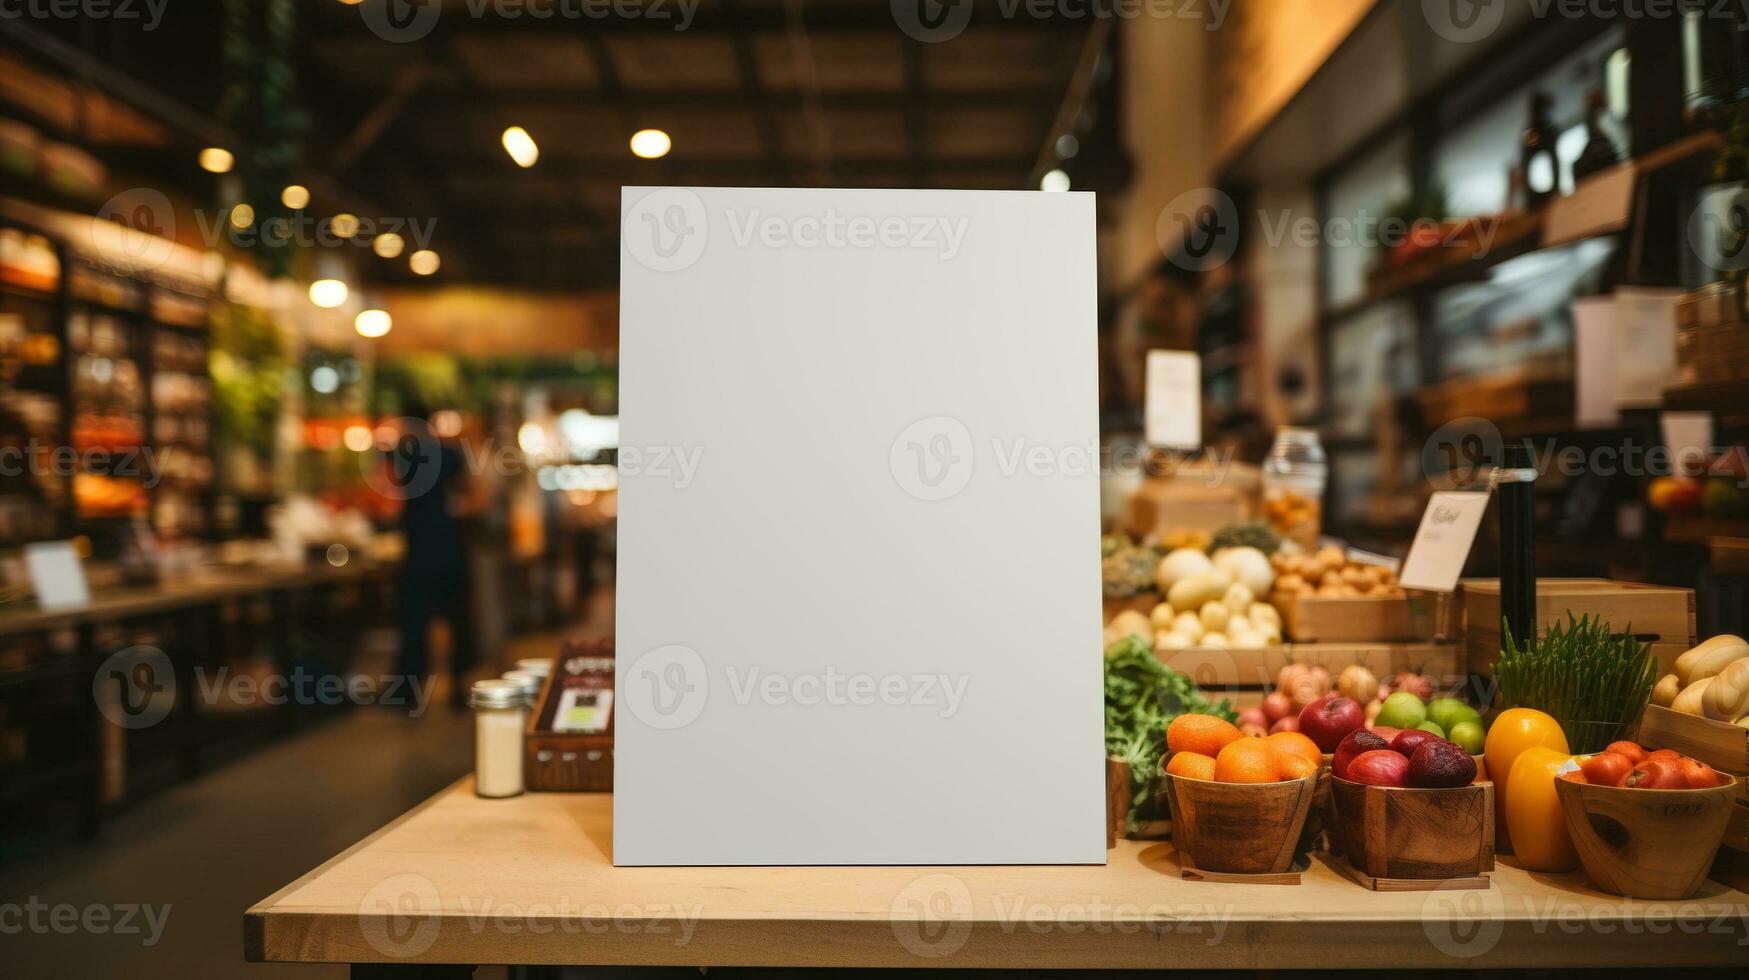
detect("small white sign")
[25,540,91,611]
[1398,492,1491,593]
[1144,350,1201,449]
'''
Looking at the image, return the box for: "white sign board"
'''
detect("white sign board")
[1398,491,1491,594]
[25,540,90,611]
[615,187,1104,866]
[1144,349,1201,449]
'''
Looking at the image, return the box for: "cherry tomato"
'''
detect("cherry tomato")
[1604,741,1647,764]
[1580,752,1635,787]
[1621,758,1683,788]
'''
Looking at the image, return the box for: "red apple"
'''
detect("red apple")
[1346,749,1409,787]
[1332,729,1390,781]
[1261,692,1293,724]
[1298,695,1364,752]
[1269,715,1300,733]
[1389,729,1444,759]
[1237,708,1267,730]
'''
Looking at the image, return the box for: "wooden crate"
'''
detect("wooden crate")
[1461,579,1695,677]
[1153,643,1465,696]
[1275,591,1454,643]
[1636,705,1749,803]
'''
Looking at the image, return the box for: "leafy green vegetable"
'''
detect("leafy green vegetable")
[1495,613,1658,753]
[1103,635,1235,833]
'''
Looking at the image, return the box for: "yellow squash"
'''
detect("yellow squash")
[1505,746,1579,872]
[1483,707,1568,855]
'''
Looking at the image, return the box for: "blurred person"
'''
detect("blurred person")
[390,397,477,707]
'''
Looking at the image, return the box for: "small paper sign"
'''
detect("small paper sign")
[25,540,91,611]
[1144,350,1200,449]
[1398,492,1491,593]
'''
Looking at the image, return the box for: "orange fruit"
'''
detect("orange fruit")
[1274,753,1318,781]
[1166,714,1243,758]
[1165,751,1217,782]
[1264,731,1322,768]
[1214,738,1278,783]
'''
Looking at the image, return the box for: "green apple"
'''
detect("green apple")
[1447,720,1486,754]
[1416,720,1445,737]
[1376,691,1428,730]
[1427,698,1480,733]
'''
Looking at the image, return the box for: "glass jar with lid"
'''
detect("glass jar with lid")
[1261,427,1327,550]
[470,679,528,798]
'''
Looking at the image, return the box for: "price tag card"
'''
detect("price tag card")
[25,540,91,612]
[1144,349,1200,449]
[1398,492,1491,594]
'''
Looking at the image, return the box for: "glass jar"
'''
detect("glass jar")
[501,669,542,707]
[470,679,527,798]
[1261,427,1327,550]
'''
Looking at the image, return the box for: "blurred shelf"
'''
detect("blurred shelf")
[1663,516,1749,545]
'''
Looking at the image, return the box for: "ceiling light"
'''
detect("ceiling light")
[281,184,310,209]
[501,126,539,168]
[372,232,404,258]
[355,309,392,338]
[409,249,440,275]
[199,147,234,173]
[629,129,671,159]
[331,213,360,238]
[1040,169,1071,192]
[309,279,349,308]
[229,203,254,229]
[310,365,340,394]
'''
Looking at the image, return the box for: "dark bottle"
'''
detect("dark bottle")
[1572,89,1620,183]
[1521,91,1559,208]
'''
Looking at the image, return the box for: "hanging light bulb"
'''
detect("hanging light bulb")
[309,279,349,308]
[355,309,392,338]
[409,250,440,276]
[629,129,672,159]
[372,232,404,258]
[199,147,234,173]
[281,185,310,209]
[501,126,539,168]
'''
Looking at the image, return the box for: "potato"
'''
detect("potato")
[1149,602,1177,631]
[1675,635,1749,687]
[1223,582,1255,614]
[1199,601,1231,633]
[1248,602,1282,630]
[1155,631,1194,652]
[1172,611,1205,642]
[1652,673,1682,708]
[1672,675,1714,715]
[1167,569,1234,613]
[1276,573,1306,593]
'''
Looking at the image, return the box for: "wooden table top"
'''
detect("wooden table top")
[246,778,1749,969]
[0,560,390,637]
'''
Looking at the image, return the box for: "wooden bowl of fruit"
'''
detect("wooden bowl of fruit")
[1555,743,1739,900]
[1328,728,1494,883]
[1158,716,1325,877]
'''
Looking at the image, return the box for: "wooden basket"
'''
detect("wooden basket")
[1274,592,1453,644]
[1461,579,1695,677]
[1328,777,1494,885]
[1555,775,1741,900]
[1160,769,1318,880]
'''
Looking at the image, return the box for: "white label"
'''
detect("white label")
[25,541,90,612]
[1144,349,1201,450]
[1398,492,1491,593]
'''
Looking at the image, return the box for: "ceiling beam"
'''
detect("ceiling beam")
[425,154,1033,180]
[398,86,1060,113]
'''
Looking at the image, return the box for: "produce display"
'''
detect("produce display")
[1269,546,1404,599]
[1149,545,1282,652]
[1655,634,1749,726]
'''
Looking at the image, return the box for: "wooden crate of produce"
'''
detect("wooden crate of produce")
[1275,592,1454,643]
[1154,643,1464,695]
[1636,704,1749,804]
[1462,579,1695,677]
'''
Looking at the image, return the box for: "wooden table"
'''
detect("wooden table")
[248,779,1749,974]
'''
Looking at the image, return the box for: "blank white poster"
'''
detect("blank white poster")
[614,187,1105,865]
